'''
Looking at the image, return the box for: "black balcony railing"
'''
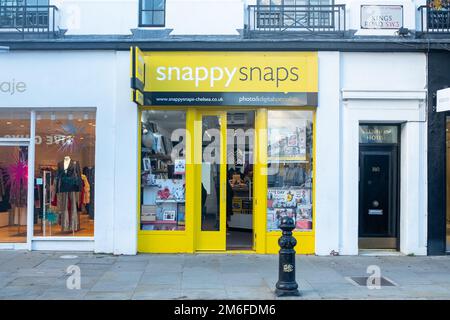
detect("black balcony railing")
[419,5,450,33]
[245,4,346,38]
[0,5,59,38]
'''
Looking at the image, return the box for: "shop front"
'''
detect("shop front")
[132,49,318,254]
[428,50,450,255]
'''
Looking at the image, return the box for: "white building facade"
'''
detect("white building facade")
[0,0,441,255]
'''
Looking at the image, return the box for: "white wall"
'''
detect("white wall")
[52,0,137,35]
[0,51,138,255]
[315,51,341,256]
[339,52,427,255]
[167,0,244,35]
[51,0,245,36]
[48,0,430,36]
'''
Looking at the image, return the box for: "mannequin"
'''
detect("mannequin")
[56,156,82,233]
[64,156,71,172]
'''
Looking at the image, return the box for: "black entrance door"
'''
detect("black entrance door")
[359,146,399,249]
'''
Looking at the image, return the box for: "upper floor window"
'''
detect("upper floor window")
[139,0,165,27]
[1,0,50,29]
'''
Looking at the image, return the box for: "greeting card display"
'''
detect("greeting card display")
[174,159,186,175]
[155,179,185,202]
[267,187,312,232]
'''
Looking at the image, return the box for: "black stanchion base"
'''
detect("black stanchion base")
[275,288,301,297]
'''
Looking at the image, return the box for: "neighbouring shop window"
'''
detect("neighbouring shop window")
[0,110,30,138]
[140,110,186,231]
[33,111,96,237]
[139,0,165,27]
[267,110,313,232]
[0,145,29,243]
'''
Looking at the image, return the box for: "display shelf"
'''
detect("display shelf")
[155,200,185,203]
[142,149,172,159]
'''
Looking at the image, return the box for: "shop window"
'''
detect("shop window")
[267,110,313,232]
[0,110,30,138]
[33,111,96,237]
[0,145,29,243]
[140,110,186,231]
[139,0,166,27]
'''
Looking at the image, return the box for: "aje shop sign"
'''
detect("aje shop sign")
[361,5,403,29]
[130,49,318,106]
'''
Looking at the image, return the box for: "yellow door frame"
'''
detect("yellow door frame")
[194,110,227,251]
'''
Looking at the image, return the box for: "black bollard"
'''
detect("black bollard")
[275,216,300,297]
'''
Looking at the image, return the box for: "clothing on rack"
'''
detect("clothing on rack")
[0,168,11,212]
[83,167,95,219]
[79,174,91,207]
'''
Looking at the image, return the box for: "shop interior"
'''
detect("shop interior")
[225,111,255,250]
[141,110,186,231]
[0,111,96,243]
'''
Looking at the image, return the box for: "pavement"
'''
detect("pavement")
[0,250,449,300]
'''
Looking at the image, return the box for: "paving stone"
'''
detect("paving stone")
[38,289,89,300]
[6,276,63,288]
[1,251,450,299]
[225,286,274,300]
[133,285,184,300]
[221,273,266,287]
[0,286,45,299]
[139,272,182,286]
[84,291,134,300]
[90,271,143,292]
[110,261,148,271]
[180,288,229,300]
[182,275,225,290]
[146,262,183,273]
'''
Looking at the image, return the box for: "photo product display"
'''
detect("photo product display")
[267,110,313,232]
[140,110,186,231]
[268,119,307,160]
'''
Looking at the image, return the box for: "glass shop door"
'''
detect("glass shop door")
[195,111,227,251]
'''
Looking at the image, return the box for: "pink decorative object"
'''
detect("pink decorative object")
[5,155,28,207]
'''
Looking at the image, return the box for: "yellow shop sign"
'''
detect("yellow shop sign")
[131,49,318,107]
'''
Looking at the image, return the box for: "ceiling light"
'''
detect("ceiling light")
[68,113,74,121]
[6,121,11,125]
[51,113,56,121]
[83,113,89,120]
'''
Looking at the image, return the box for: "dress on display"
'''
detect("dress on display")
[55,159,82,232]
